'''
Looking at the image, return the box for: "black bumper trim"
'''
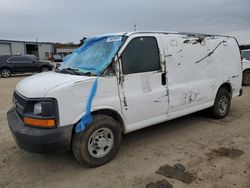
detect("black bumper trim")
[7,108,73,154]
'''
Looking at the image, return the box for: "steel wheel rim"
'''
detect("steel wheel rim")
[2,69,10,77]
[88,127,114,158]
[218,96,228,115]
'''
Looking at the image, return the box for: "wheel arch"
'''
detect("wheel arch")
[91,108,126,133]
[72,107,126,134]
[40,64,52,71]
[0,65,13,72]
[218,82,232,94]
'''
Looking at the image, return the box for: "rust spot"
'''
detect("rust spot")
[183,38,204,45]
[119,74,125,88]
[122,94,128,108]
[183,91,199,104]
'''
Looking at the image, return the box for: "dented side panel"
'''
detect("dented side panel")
[162,34,216,114]
[161,34,241,117]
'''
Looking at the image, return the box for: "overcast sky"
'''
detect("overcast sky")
[0,0,249,44]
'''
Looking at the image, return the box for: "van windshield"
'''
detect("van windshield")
[58,35,125,76]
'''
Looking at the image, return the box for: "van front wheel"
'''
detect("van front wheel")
[72,114,122,167]
[211,88,231,119]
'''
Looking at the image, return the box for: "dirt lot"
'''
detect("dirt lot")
[1,75,250,188]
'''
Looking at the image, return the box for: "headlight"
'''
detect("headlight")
[34,102,42,115]
[24,100,58,128]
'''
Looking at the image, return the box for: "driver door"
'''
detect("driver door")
[117,34,168,129]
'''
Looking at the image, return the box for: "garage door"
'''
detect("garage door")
[0,43,11,55]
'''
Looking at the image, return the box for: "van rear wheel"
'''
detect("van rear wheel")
[72,114,122,167]
[242,70,250,86]
[211,88,231,119]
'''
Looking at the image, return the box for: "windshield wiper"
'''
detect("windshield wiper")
[57,67,93,76]
[57,67,80,75]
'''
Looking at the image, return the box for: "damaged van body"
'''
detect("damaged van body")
[7,31,242,166]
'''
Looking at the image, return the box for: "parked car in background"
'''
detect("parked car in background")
[22,54,38,60]
[0,55,53,78]
[242,49,250,85]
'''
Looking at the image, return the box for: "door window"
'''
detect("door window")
[121,37,160,74]
[9,56,33,63]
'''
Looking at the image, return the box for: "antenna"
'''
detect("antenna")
[134,24,137,31]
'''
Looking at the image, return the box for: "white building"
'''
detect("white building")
[0,39,54,60]
[56,47,76,57]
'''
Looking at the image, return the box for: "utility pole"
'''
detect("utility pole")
[134,24,137,31]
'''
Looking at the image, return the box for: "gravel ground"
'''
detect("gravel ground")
[1,75,250,188]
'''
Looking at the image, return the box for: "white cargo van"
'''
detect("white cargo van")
[8,31,242,166]
[242,49,250,85]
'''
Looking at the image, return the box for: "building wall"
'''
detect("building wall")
[11,42,25,55]
[0,40,54,60]
[38,43,54,60]
[56,47,76,57]
[0,43,11,55]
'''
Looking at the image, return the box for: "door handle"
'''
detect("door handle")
[161,72,166,86]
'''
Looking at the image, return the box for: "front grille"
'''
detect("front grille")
[13,92,26,107]
[13,92,26,118]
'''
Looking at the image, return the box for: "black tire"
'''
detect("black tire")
[72,114,122,167]
[211,88,231,119]
[242,70,250,86]
[40,66,51,72]
[1,68,11,78]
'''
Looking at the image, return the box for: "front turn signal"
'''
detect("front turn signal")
[24,117,55,128]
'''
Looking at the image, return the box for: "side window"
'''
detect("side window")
[121,37,160,74]
[9,56,33,62]
[8,57,19,62]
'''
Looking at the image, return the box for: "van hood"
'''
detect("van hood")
[15,72,93,98]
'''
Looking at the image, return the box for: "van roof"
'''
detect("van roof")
[126,31,235,38]
[99,31,235,39]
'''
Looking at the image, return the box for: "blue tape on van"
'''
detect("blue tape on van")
[62,35,123,75]
[75,78,98,133]
[70,35,124,133]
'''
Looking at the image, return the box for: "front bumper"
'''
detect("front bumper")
[7,107,73,154]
